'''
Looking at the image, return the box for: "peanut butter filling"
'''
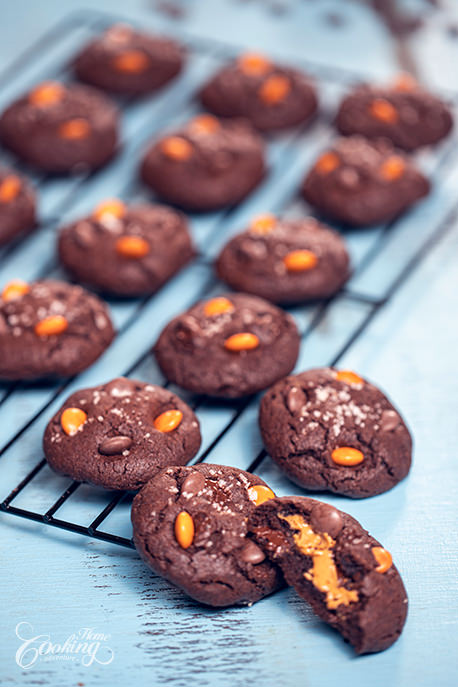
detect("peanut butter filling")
[279,514,358,610]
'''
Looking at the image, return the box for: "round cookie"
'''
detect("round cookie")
[200,52,317,132]
[302,136,430,226]
[216,214,350,304]
[74,23,184,96]
[249,495,408,654]
[154,292,300,398]
[0,168,36,246]
[58,199,194,296]
[44,377,201,491]
[0,81,119,173]
[131,463,283,606]
[336,74,453,151]
[141,114,266,211]
[259,367,412,498]
[0,279,115,380]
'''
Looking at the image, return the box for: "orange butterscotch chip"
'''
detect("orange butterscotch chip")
[154,409,183,433]
[174,511,194,549]
[160,136,193,161]
[372,546,393,573]
[190,114,220,135]
[335,370,364,385]
[247,484,275,506]
[116,235,150,259]
[331,447,364,467]
[93,198,126,222]
[58,118,91,140]
[315,151,339,175]
[250,213,276,235]
[283,249,318,273]
[1,280,30,302]
[238,52,271,76]
[0,175,21,203]
[29,81,64,106]
[60,407,88,436]
[259,75,291,105]
[113,50,149,73]
[393,72,417,92]
[34,315,68,337]
[380,155,406,181]
[204,297,234,317]
[224,332,260,352]
[369,98,398,124]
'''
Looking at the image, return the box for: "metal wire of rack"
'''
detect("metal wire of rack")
[1,8,458,552]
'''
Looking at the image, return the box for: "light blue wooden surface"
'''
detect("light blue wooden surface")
[1,1,458,685]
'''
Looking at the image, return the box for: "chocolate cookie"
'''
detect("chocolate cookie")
[74,24,184,96]
[131,463,283,606]
[200,52,317,132]
[302,136,429,226]
[154,293,300,398]
[0,279,115,380]
[249,496,408,654]
[0,81,119,173]
[141,114,266,211]
[216,214,350,304]
[0,168,36,246]
[58,199,194,296]
[44,378,201,490]
[259,367,412,498]
[336,74,453,151]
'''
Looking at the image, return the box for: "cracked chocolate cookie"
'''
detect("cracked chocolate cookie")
[259,367,412,497]
[336,74,453,151]
[302,136,429,226]
[154,293,300,398]
[249,496,408,654]
[131,463,283,606]
[58,199,194,296]
[141,114,266,211]
[216,214,350,304]
[44,377,201,490]
[0,279,115,380]
[74,24,184,96]
[0,168,36,246]
[200,52,317,132]
[0,81,119,173]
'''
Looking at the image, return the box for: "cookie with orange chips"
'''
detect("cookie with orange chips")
[200,52,317,132]
[249,495,408,653]
[259,367,412,498]
[302,136,429,226]
[58,199,194,296]
[141,114,266,211]
[0,168,36,246]
[0,82,119,173]
[0,280,114,380]
[336,75,453,151]
[216,214,350,304]
[131,463,283,606]
[74,24,184,96]
[154,293,300,398]
[44,377,201,490]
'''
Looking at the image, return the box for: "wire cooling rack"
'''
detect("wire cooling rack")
[1,8,458,552]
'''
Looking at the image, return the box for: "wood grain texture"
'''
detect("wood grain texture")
[1,1,458,686]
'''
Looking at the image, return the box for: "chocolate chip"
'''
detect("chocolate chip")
[239,540,266,564]
[99,435,132,455]
[310,503,343,538]
[286,386,306,413]
[181,471,206,496]
[105,377,137,398]
[380,409,400,432]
